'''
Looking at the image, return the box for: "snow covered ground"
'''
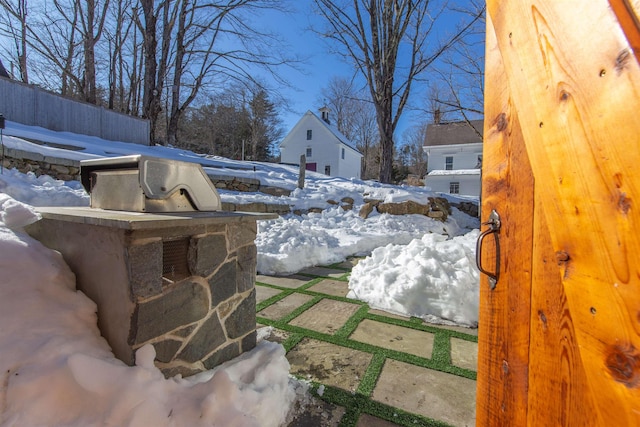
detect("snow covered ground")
[0,194,300,426]
[0,121,481,425]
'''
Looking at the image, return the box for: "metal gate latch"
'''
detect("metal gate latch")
[476,209,501,289]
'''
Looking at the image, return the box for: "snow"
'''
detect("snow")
[427,169,481,176]
[0,194,299,427]
[256,208,460,275]
[0,167,90,207]
[0,121,481,425]
[347,230,480,327]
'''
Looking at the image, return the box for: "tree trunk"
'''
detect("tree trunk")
[166,0,188,147]
[18,0,28,83]
[61,2,79,97]
[378,121,394,183]
[83,0,97,104]
[140,0,161,145]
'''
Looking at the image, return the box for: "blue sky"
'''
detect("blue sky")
[0,0,482,144]
[255,2,357,135]
[254,0,484,142]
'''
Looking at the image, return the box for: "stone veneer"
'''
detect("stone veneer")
[25,207,276,378]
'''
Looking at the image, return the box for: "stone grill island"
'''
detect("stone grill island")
[25,156,276,378]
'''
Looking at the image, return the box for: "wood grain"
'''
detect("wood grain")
[486,1,640,424]
[527,198,598,426]
[476,13,533,426]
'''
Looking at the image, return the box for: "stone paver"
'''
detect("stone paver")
[426,322,479,337]
[450,337,478,372]
[306,279,350,297]
[349,319,435,359]
[368,308,413,322]
[356,413,401,427]
[289,299,361,334]
[286,395,346,427]
[255,285,282,304]
[333,259,360,269]
[257,293,314,321]
[287,337,373,393]
[298,266,347,278]
[257,261,479,427]
[257,274,311,289]
[372,359,476,427]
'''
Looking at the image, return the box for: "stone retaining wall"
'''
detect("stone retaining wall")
[3,151,478,220]
[1,147,80,181]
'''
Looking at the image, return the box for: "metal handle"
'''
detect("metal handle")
[476,209,501,289]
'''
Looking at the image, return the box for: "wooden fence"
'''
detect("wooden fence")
[0,78,149,146]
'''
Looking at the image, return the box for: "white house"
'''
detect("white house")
[423,119,483,197]
[279,107,363,179]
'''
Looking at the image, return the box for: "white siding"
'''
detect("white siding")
[280,111,362,179]
[336,145,362,178]
[424,173,481,197]
[425,142,483,173]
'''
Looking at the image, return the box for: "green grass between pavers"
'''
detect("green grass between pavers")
[313,384,455,427]
[255,266,477,427]
[356,353,386,396]
[257,316,476,380]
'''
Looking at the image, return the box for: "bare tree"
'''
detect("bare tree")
[318,76,359,140]
[58,0,81,97]
[0,0,29,82]
[76,0,110,104]
[163,0,296,147]
[428,0,485,132]
[0,0,299,148]
[105,0,134,111]
[318,76,379,179]
[399,121,428,177]
[312,0,482,183]
[133,0,297,146]
[135,0,165,144]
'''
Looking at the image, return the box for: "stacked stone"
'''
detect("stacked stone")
[128,223,259,378]
[1,148,80,181]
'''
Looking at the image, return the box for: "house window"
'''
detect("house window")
[306,130,312,140]
[325,165,331,175]
[475,154,483,168]
[306,148,312,157]
[341,148,345,159]
[450,182,460,194]
[445,156,454,170]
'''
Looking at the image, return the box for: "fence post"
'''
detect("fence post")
[298,154,306,189]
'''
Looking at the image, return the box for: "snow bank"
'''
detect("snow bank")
[347,230,481,327]
[0,194,296,427]
[0,168,89,207]
[255,206,462,275]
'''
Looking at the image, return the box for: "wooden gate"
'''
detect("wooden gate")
[477,1,640,425]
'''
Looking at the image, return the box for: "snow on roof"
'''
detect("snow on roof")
[308,110,361,154]
[427,169,481,176]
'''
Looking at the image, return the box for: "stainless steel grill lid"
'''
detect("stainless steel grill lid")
[80,155,221,212]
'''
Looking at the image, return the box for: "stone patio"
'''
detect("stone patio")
[256,263,478,427]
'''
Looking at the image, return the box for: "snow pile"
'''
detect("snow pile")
[348,230,481,326]
[256,206,461,275]
[0,168,89,207]
[0,194,297,427]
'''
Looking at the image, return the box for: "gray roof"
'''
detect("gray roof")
[424,119,484,147]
